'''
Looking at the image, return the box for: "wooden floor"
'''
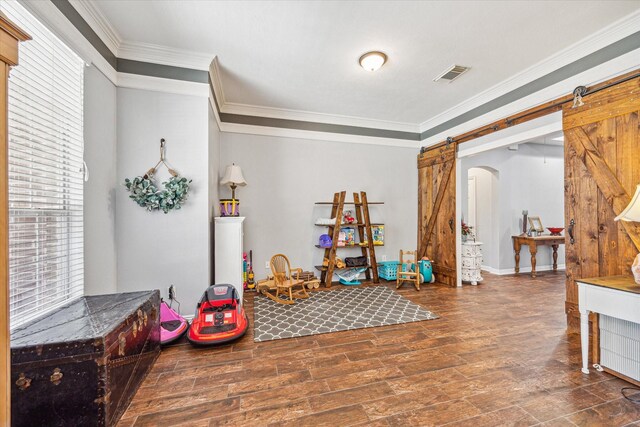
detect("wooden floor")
[119,272,640,426]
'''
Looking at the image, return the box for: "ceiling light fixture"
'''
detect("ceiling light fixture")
[359,51,387,72]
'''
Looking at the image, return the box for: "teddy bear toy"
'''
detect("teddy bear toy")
[343,210,356,224]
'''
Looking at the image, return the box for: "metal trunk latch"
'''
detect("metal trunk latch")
[118,333,127,356]
[50,368,63,385]
[15,373,31,391]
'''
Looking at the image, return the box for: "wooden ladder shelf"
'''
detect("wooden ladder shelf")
[315,191,381,287]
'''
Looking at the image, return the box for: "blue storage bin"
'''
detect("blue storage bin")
[378,261,399,280]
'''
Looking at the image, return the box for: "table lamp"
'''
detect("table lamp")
[219,163,247,217]
[615,184,640,283]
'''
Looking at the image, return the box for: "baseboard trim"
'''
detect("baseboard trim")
[482,264,566,275]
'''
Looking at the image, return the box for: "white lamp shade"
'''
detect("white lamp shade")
[615,185,640,222]
[220,164,247,186]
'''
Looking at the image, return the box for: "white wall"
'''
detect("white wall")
[116,88,209,314]
[461,143,565,273]
[219,132,417,283]
[83,65,117,295]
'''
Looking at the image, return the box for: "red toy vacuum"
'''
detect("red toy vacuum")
[187,284,249,345]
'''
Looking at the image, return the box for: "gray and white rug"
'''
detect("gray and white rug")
[254,286,439,342]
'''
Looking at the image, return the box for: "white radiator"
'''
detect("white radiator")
[600,314,640,381]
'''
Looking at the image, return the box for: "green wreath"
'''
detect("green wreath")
[124,175,192,213]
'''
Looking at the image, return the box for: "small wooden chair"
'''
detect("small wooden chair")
[397,250,421,291]
[266,254,309,305]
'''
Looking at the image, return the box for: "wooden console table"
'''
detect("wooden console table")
[512,235,564,278]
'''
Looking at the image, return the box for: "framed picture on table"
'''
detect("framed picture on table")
[528,216,544,233]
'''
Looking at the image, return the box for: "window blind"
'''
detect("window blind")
[2,0,85,329]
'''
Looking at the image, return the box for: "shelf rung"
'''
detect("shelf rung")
[315,265,372,271]
[315,223,384,227]
[315,202,384,205]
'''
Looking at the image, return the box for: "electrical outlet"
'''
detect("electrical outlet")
[382,254,387,261]
[265,261,270,269]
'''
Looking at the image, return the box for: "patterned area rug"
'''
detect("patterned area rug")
[254,286,439,342]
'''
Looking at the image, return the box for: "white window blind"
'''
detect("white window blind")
[2,0,85,329]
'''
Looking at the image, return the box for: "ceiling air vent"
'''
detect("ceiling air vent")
[433,65,470,82]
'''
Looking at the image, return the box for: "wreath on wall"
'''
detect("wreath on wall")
[124,138,192,214]
[124,175,191,213]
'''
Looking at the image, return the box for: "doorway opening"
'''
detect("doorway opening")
[456,113,566,284]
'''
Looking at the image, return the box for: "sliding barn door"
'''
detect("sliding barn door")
[418,143,457,286]
[564,77,640,329]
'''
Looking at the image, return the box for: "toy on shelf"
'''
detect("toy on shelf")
[342,228,356,246]
[314,191,382,287]
[319,234,332,248]
[362,225,385,247]
[372,225,384,246]
[337,267,368,285]
[324,257,346,269]
[337,230,346,247]
[315,217,335,225]
[343,210,355,224]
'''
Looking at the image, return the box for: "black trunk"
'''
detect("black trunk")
[10,291,160,427]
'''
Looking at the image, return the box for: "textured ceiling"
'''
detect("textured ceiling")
[92,0,640,125]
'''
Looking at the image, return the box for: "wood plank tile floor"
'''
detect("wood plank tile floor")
[119,272,640,426]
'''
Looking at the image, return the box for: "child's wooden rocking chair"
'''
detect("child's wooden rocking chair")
[265,254,309,305]
[397,250,421,291]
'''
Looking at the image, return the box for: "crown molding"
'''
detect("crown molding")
[68,0,120,55]
[209,56,227,107]
[420,47,640,148]
[209,83,224,133]
[117,72,209,98]
[219,102,419,133]
[209,67,419,146]
[208,52,418,133]
[35,0,640,145]
[67,1,214,71]
[218,121,420,149]
[418,9,640,134]
[118,40,214,71]
[19,0,117,83]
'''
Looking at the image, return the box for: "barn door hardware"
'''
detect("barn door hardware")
[572,86,587,108]
[568,219,575,244]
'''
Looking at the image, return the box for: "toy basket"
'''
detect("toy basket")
[378,261,399,280]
